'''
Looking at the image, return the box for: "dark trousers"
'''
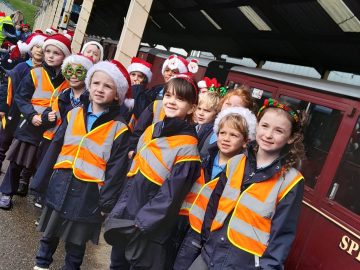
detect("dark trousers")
[36,236,86,270]
[110,245,130,270]
[0,161,34,196]
[0,127,14,165]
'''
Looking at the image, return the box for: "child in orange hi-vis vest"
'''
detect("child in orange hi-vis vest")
[33,60,131,270]
[104,74,203,270]
[0,34,71,210]
[174,98,305,270]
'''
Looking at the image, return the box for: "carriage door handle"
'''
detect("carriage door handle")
[329,183,339,200]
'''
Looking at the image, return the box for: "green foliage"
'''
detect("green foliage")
[4,0,38,27]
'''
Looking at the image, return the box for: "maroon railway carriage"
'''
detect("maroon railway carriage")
[226,66,360,270]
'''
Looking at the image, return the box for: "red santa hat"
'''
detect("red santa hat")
[85,60,131,104]
[61,53,94,74]
[161,54,199,75]
[81,41,104,62]
[26,33,48,56]
[42,34,72,57]
[0,12,6,17]
[63,29,74,40]
[127,57,152,82]
[45,27,59,35]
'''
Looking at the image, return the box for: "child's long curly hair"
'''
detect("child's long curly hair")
[257,105,306,169]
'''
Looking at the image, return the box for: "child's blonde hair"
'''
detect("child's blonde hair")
[218,114,249,141]
[198,91,220,112]
[218,86,255,112]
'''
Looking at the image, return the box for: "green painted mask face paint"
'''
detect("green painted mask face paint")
[63,64,87,81]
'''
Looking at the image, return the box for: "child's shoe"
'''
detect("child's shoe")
[16,181,29,197]
[0,195,12,210]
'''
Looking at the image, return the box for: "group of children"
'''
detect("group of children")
[0,31,306,270]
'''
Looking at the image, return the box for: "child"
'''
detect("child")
[81,40,103,63]
[127,55,198,158]
[197,77,220,94]
[0,34,71,209]
[200,86,255,157]
[33,60,131,270]
[29,53,94,206]
[202,107,256,182]
[174,98,305,270]
[126,57,152,131]
[0,33,46,172]
[104,74,202,270]
[195,91,220,155]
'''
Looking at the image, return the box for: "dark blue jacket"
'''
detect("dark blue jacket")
[13,63,66,145]
[197,121,215,156]
[174,143,304,270]
[35,101,130,224]
[201,143,220,183]
[105,117,202,245]
[0,61,32,133]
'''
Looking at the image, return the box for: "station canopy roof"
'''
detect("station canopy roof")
[89,0,360,74]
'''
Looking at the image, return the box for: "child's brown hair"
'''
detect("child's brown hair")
[218,86,255,112]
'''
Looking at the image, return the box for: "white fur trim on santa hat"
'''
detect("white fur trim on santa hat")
[197,80,207,89]
[213,107,257,141]
[27,35,46,56]
[85,61,130,104]
[124,98,135,110]
[61,54,94,74]
[17,41,28,55]
[127,62,152,82]
[43,37,71,57]
[161,55,188,75]
[81,41,104,62]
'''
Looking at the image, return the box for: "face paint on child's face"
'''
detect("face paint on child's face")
[256,109,293,156]
[163,86,195,119]
[221,95,247,111]
[44,45,65,67]
[63,64,87,81]
[196,104,217,125]
[63,63,86,89]
[130,71,145,85]
[31,45,44,61]
[89,71,118,106]
[163,67,179,82]
[83,44,101,63]
[217,123,246,157]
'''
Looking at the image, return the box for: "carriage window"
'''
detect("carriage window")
[279,96,343,188]
[327,118,360,215]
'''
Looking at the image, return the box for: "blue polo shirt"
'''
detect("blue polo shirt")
[87,104,104,131]
[211,151,226,179]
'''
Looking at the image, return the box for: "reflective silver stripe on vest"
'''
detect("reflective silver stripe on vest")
[189,179,217,222]
[230,216,270,246]
[55,107,126,181]
[152,100,163,124]
[135,137,199,185]
[180,180,204,211]
[228,167,302,247]
[31,68,51,113]
[211,155,244,225]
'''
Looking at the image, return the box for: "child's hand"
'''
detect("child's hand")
[31,114,42,126]
[0,112,5,118]
[128,150,135,159]
[48,110,56,122]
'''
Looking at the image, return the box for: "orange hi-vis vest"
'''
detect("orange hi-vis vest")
[179,168,205,216]
[189,154,304,257]
[128,113,137,132]
[30,67,69,114]
[53,107,128,185]
[152,100,165,124]
[6,76,12,107]
[127,123,201,187]
[43,95,62,140]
